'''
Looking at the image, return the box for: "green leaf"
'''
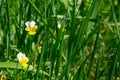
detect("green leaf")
[0,62,33,71]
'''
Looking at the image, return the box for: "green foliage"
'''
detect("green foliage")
[0,0,120,80]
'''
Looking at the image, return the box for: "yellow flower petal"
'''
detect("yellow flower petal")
[25,27,31,31]
[1,74,6,80]
[19,58,29,68]
[25,26,38,35]
[28,31,36,35]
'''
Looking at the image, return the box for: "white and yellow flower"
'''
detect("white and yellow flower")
[25,21,38,35]
[1,74,6,80]
[17,52,29,68]
[57,20,66,32]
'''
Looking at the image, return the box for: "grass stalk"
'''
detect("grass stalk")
[5,0,10,59]
[87,23,100,78]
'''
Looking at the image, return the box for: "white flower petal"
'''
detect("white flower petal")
[58,24,61,29]
[25,21,36,28]
[17,52,26,60]
[30,21,36,27]
[25,21,31,27]
[57,21,61,29]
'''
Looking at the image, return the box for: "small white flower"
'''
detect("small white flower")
[57,20,61,29]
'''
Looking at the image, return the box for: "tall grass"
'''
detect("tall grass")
[0,0,120,80]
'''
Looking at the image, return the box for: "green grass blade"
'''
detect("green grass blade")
[5,0,10,59]
[29,0,47,25]
[87,24,100,78]
[107,0,120,80]
[54,31,64,80]
[94,56,100,80]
